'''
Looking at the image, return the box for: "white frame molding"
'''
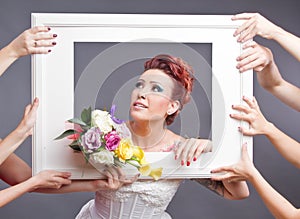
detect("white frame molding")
[32,13,253,179]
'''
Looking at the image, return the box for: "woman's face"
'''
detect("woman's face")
[130,69,178,122]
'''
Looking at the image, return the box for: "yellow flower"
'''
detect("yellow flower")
[132,146,145,164]
[139,164,163,181]
[139,164,152,176]
[114,139,133,162]
[149,167,163,181]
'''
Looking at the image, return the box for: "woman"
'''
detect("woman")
[76,54,249,218]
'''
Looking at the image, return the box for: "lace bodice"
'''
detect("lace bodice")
[76,179,182,219]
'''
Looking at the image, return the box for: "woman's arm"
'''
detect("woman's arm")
[212,144,300,219]
[232,12,300,62]
[192,178,249,200]
[0,26,56,77]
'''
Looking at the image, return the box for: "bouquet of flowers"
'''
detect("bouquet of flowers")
[55,105,162,180]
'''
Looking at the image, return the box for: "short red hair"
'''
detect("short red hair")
[144,54,194,125]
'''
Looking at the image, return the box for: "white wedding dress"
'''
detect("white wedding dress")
[76,179,182,219]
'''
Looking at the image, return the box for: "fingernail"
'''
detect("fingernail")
[193,157,197,162]
[53,34,57,37]
[52,42,57,45]
[229,114,232,117]
[175,155,177,160]
[48,49,51,53]
[187,161,190,166]
[47,27,51,31]
[238,126,241,131]
[181,160,184,166]
[232,104,235,108]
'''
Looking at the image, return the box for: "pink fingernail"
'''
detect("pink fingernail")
[187,161,190,166]
[181,160,184,166]
[175,155,178,160]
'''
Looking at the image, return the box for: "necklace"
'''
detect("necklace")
[129,121,167,149]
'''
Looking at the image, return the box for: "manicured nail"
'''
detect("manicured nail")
[181,160,184,166]
[52,42,57,45]
[47,27,51,31]
[193,157,197,162]
[48,49,51,53]
[238,126,241,131]
[53,34,57,37]
[175,155,178,160]
[187,161,190,166]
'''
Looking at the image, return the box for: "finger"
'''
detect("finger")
[123,173,140,185]
[238,21,257,42]
[54,171,72,179]
[34,32,57,41]
[34,39,57,48]
[230,113,252,123]
[211,166,232,173]
[231,104,251,114]
[23,104,32,116]
[31,47,52,54]
[180,138,197,166]
[174,141,184,162]
[232,13,255,21]
[234,18,254,38]
[30,26,51,34]
[242,40,257,50]
[241,143,250,160]
[242,96,256,109]
[238,126,256,136]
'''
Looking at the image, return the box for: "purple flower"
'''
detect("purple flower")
[104,130,121,151]
[81,127,102,151]
[110,105,124,125]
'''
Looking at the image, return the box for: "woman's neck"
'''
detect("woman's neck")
[128,120,167,150]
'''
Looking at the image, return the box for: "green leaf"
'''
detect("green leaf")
[69,144,82,152]
[81,107,91,126]
[68,118,86,126]
[54,129,77,140]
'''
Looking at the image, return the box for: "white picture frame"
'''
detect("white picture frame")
[32,13,253,179]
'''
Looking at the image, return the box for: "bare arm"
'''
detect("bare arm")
[232,12,300,62]
[212,144,300,219]
[0,26,56,77]
[192,178,249,200]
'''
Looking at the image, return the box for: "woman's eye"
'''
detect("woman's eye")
[152,85,163,92]
[135,82,143,89]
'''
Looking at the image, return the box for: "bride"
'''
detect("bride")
[75,54,249,219]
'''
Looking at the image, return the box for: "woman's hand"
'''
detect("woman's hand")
[30,170,72,190]
[232,13,281,42]
[15,97,39,138]
[236,41,273,73]
[97,165,139,191]
[174,138,212,166]
[211,143,255,182]
[7,26,57,58]
[230,96,271,136]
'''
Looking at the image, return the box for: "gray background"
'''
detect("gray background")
[0,0,299,218]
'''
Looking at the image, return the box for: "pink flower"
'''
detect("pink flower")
[104,131,121,151]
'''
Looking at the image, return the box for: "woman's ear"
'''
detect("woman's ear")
[167,100,180,115]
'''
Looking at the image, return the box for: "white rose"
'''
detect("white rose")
[89,150,114,165]
[91,109,114,134]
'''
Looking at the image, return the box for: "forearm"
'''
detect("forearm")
[272,27,300,62]
[0,45,19,77]
[0,178,38,207]
[0,128,27,165]
[193,178,249,200]
[34,180,99,194]
[259,62,300,112]
[250,168,300,219]
[264,123,300,168]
